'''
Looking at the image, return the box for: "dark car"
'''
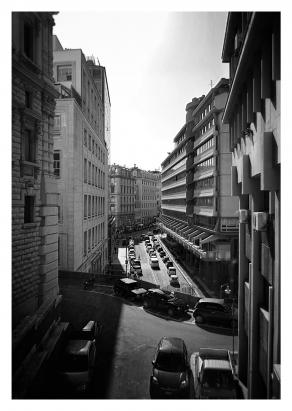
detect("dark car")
[150,337,190,398]
[143,289,189,317]
[113,278,147,301]
[193,298,238,327]
[157,246,163,252]
[166,261,174,269]
[159,250,166,258]
[162,256,170,263]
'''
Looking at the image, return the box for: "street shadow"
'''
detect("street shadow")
[143,307,192,322]
[195,322,238,336]
[45,287,125,399]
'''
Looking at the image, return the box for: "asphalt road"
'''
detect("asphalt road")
[58,286,238,399]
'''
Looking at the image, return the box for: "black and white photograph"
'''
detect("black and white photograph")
[6,0,286,405]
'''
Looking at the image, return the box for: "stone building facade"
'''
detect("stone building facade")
[12,12,67,398]
[131,166,161,225]
[222,12,280,399]
[53,37,109,274]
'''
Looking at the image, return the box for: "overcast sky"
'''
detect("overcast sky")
[53,11,229,171]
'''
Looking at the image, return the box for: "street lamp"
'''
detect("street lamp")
[223,284,235,364]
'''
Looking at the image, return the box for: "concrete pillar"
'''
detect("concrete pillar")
[238,194,249,384]
[248,190,265,398]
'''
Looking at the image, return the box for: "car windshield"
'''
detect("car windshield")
[202,370,234,389]
[156,352,186,372]
[59,354,88,372]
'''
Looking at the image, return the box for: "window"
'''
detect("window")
[84,231,87,256]
[24,196,34,223]
[84,159,87,183]
[23,129,35,162]
[84,129,87,146]
[57,65,72,81]
[54,115,61,129]
[25,91,32,108]
[84,195,87,219]
[53,151,61,177]
[23,22,34,60]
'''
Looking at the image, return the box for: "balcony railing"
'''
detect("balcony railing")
[161,163,186,183]
[162,177,186,191]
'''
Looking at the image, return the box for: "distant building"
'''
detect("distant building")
[159,78,238,295]
[222,12,280,399]
[53,36,109,274]
[131,166,161,225]
[12,12,67,398]
[109,164,135,231]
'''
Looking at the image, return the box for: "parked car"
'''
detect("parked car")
[150,337,190,398]
[113,278,147,301]
[154,243,160,250]
[143,289,189,317]
[162,256,170,264]
[147,247,154,254]
[130,259,142,276]
[57,320,101,395]
[193,298,238,327]
[157,246,163,252]
[170,274,179,286]
[150,257,159,269]
[159,250,166,258]
[166,261,174,269]
[190,348,237,399]
[167,267,176,276]
[149,250,157,257]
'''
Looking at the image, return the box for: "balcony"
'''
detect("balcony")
[193,166,216,181]
[193,205,216,217]
[193,187,216,197]
[161,163,186,183]
[162,177,186,191]
[193,126,216,149]
[193,146,217,166]
[161,151,187,174]
[161,192,186,201]
[161,204,186,213]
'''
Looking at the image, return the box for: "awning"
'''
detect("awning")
[200,234,220,244]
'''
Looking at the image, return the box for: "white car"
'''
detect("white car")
[150,257,159,269]
[167,267,177,276]
[170,274,179,285]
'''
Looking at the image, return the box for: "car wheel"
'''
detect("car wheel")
[195,315,204,324]
[167,308,175,317]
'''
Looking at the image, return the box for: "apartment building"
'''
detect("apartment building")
[160,79,238,295]
[53,36,109,274]
[222,12,280,399]
[131,166,161,225]
[109,164,135,230]
[12,12,67,397]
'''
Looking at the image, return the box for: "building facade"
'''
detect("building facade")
[109,164,135,231]
[12,12,67,397]
[222,12,280,399]
[131,166,161,225]
[159,79,238,295]
[53,36,109,274]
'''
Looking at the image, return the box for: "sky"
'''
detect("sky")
[53,11,229,171]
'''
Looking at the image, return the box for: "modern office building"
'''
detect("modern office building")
[159,78,239,295]
[53,36,109,274]
[109,164,135,231]
[222,12,280,399]
[12,12,67,398]
[131,166,161,225]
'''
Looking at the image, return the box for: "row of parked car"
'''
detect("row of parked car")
[144,235,180,286]
[150,336,240,399]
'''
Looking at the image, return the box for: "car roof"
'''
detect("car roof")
[120,278,137,284]
[159,337,185,354]
[148,288,165,295]
[150,257,158,261]
[198,298,225,305]
[203,359,232,371]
